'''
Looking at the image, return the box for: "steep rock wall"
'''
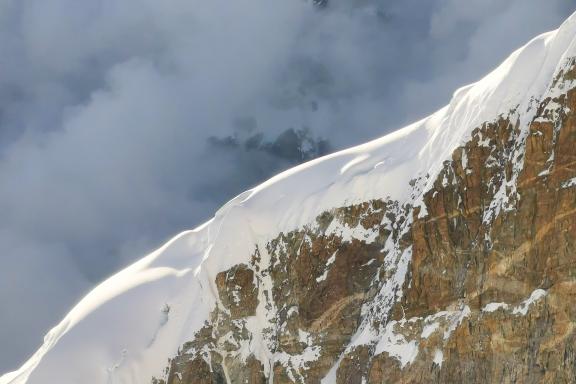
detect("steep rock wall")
[154,60,576,384]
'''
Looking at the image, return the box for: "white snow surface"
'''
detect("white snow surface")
[433,349,444,367]
[4,11,576,384]
[561,177,576,188]
[482,289,547,316]
[374,321,419,368]
[482,302,510,313]
[512,289,548,316]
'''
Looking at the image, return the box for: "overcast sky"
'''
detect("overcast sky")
[0,0,574,373]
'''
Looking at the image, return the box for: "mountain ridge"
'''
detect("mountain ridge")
[4,10,576,384]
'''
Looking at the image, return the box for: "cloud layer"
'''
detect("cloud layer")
[0,0,573,372]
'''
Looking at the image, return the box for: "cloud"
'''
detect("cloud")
[0,0,573,372]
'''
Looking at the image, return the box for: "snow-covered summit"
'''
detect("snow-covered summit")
[4,10,576,384]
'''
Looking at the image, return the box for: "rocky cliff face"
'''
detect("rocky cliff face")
[153,58,576,384]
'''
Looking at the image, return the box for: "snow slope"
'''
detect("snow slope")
[4,10,576,384]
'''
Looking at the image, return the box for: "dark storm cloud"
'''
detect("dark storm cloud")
[0,0,573,373]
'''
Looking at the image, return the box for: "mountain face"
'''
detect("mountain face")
[4,12,576,384]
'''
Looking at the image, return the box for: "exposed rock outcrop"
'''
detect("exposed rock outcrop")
[152,57,576,384]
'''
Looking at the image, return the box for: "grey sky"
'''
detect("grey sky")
[0,0,574,373]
